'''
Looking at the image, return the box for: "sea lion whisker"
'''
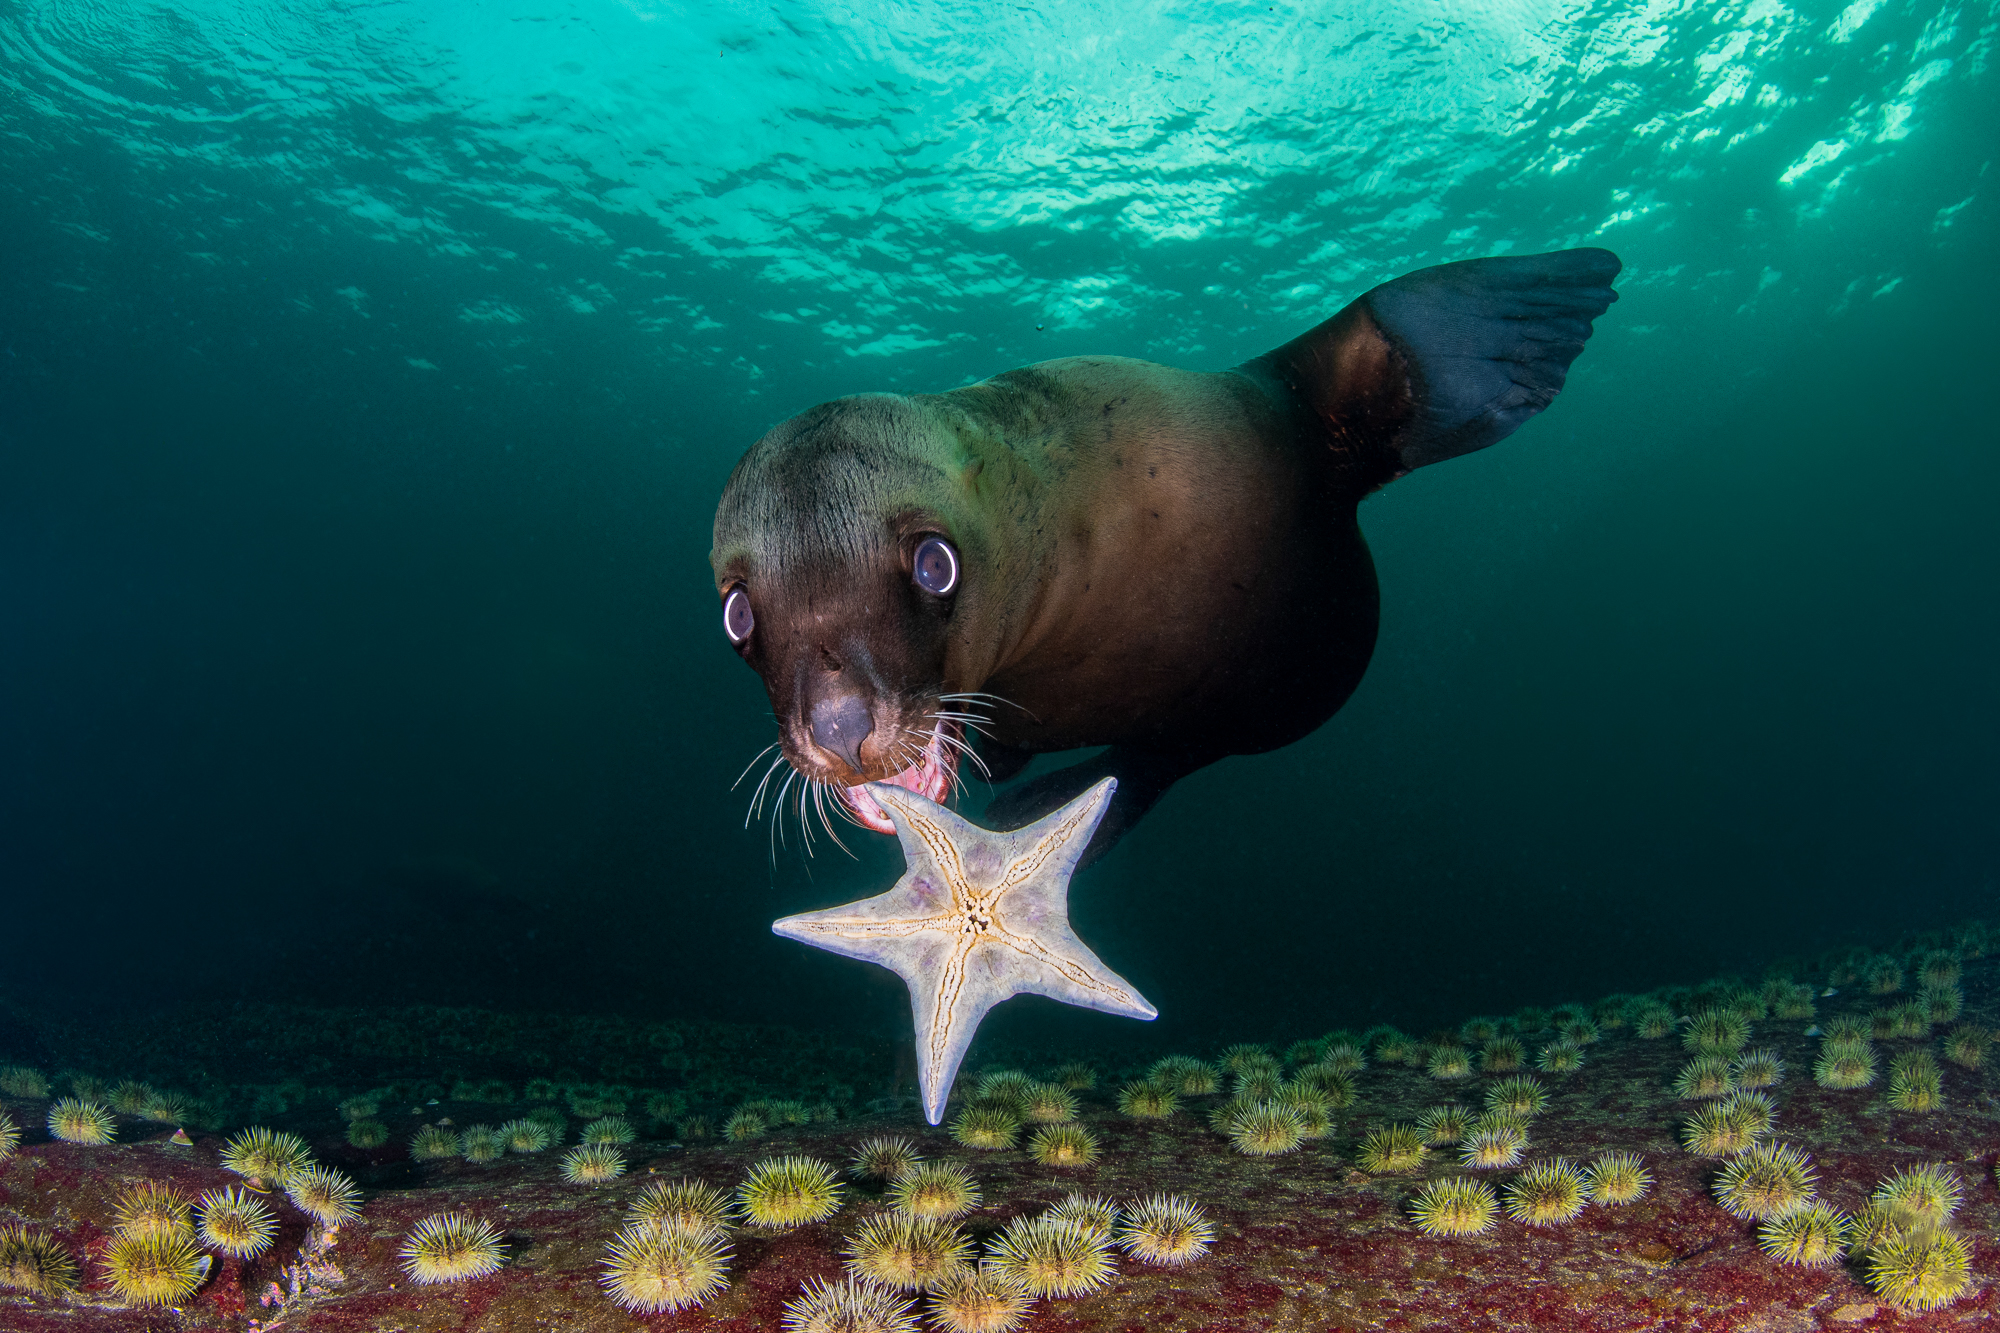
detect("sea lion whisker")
[795,778,818,859]
[769,769,799,860]
[938,690,1035,722]
[929,724,990,782]
[809,780,858,857]
[928,710,995,734]
[744,750,787,828]
[730,741,782,791]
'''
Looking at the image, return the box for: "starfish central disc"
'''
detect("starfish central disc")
[772,778,1157,1123]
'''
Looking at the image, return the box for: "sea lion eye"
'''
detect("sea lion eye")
[912,536,959,596]
[722,586,754,643]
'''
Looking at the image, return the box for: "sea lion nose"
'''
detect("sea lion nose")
[810,693,873,772]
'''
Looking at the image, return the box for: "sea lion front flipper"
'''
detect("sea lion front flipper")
[1241,247,1622,481]
[983,747,1198,868]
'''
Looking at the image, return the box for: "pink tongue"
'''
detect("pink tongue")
[842,736,953,834]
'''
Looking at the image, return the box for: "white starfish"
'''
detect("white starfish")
[772,777,1157,1124]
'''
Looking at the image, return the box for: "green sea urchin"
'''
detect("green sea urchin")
[1218,1044,1276,1074]
[410,1125,460,1160]
[1683,1008,1751,1055]
[1459,1125,1527,1169]
[986,1216,1116,1298]
[1864,955,1904,994]
[1425,1046,1472,1080]
[287,1165,363,1225]
[1757,1201,1849,1267]
[843,1213,974,1291]
[500,1118,552,1153]
[1713,1141,1817,1220]
[1291,1063,1356,1105]
[1887,1050,1942,1112]
[1917,949,1961,989]
[951,1104,1022,1148]
[220,1126,310,1186]
[459,1124,505,1163]
[1116,1194,1214,1265]
[1408,1177,1499,1237]
[399,1212,505,1283]
[1730,1048,1783,1089]
[1717,1090,1775,1138]
[560,1143,627,1184]
[1672,1057,1735,1100]
[102,1231,205,1306]
[724,1108,768,1142]
[1028,1123,1100,1167]
[1357,1124,1426,1174]
[851,1136,922,1181]
[46,1098,115,1146]
[1224,1103,1306,1157]
[112,1181,192,1238]
[1871,1163,1963,1228]
[628,1178,732,1235]
[0,1067,49,1098]
[1022,1085,1078,1123]
[1271,1086,1332,1137]
[582,1115,637,1145]
[1418,1103,1471,1145]
[1812,1044,1877,1089]
[1918,984,1962,1023]
[1484,1076,1548,1119]
[781,1276,921,1333]
[0,1225,79,1297]
[1866,1227,1972,1311]
[1632,1005,1676,1039]
[1942,1024,1986,1068]
[1478,1037,1525,1074]
[973,1070,1037,1110]
[1503,1159,1589,1226]
[1535,1041,1583,1074]
[1147,1056,1217,1096]
[1585,1151,1651,1204]
[1051,1061,1097,1091]
[736,1156,843,1230]
[1047,1193,1121,1238]
[345,1119,389,1150]
[0,1112,16,1161]
[600,1220,732,1312]
[196,1187,276,1258]
[924,1263,1032,1333]
[889,1162,980,1220]
[1680,1102,1760,1157]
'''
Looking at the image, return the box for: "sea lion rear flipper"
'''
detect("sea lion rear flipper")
[1241,247,1622,482]
[984,747,1198,868]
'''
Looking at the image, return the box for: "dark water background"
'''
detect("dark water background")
[1,0,1994,1062]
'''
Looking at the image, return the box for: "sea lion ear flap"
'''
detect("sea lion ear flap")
[1243,247,1621,482]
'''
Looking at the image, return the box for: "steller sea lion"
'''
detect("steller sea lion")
[711,248,1622,861]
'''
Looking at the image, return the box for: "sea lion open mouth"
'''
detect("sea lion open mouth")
[838,721,957,834]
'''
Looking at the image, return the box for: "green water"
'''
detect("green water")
[0,1,1994,1053]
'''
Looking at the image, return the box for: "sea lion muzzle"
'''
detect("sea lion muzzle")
[808,692,873,772]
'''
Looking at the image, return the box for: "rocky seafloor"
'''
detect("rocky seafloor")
[1,928,1994,1332]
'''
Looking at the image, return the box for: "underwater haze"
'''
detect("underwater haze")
[1,0,1996,1059]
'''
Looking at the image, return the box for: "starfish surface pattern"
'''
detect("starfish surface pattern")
[772,777,1156,1123]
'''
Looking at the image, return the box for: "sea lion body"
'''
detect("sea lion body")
[711,248,1621,855]
[921,357,1376,759]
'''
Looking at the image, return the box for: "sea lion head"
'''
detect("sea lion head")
[711,394,993,837]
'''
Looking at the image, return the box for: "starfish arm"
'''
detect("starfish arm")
[908,938,1017,1125]
[995,921,1158,1022]
[997,776,1117,892]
